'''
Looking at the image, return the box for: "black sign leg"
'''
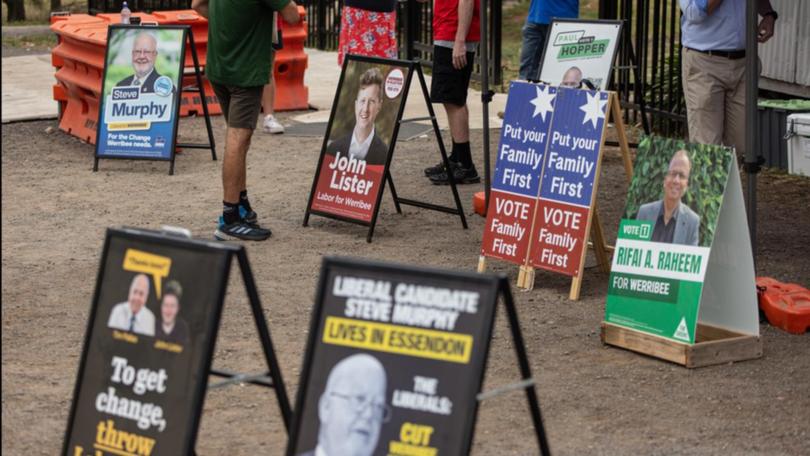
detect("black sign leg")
[188,32,217,161]
[386,172,403,214]
[499,278,551,456]
[415,64,468,229]
[235,249,293,431]
[169,157,175,175]
[93,156,99,172]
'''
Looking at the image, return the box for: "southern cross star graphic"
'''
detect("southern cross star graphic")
[530,85,555,122]
[579,91,607,128]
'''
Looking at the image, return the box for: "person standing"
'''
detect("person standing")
[518,0,579,82]
[263,12,285,135]
[338,0,398,66]
[421,0,481,185]
[192,0,300,241]
[679,0,776,156]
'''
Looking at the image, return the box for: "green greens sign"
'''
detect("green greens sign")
[605,135,759,344]
[557,39,610,60]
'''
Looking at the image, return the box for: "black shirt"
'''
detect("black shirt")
[651,203,678,244]
[345,0,397,13]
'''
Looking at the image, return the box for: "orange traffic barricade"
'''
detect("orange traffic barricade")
[757,277,810,334]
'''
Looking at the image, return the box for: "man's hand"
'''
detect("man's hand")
[191,0,208,18]
[281,0,301,24]
[758,15,775,43]
[452,40,467,69]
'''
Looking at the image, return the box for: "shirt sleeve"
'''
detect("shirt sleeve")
[261,0,291,12]
[679,0,709,23]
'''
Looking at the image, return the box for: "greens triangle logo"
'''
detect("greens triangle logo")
[673,317,691,342]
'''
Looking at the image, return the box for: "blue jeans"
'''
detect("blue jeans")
[518,22,549,81]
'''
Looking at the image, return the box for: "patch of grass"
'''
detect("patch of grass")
[2,0,87,25]
[2,32,57,50]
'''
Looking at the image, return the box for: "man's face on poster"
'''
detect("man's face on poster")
[161,294,179,326]
[561,67,583,88]
[664,151,691,202]
[319,358,387,456]
[128,274,149,314]
[131,34,158,79]
[355,83,382,132]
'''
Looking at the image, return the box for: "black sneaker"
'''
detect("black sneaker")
[424,160,452,177]
[239,205,257,224]
[428,162,481,185]
[215,220,272,241]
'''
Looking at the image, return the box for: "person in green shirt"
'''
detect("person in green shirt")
[193,0,300,241]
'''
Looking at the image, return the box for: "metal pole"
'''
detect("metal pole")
[745,0,759,261]
[480,0,492,209]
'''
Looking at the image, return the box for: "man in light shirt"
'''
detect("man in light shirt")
[116,32,170,94]
[679,0,776,156]
[326,67,389,166]
[107,273,156,336]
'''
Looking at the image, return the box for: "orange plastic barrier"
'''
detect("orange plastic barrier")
[274,6,309,111]
[757,277,810,334]
[51,10,310,143]
[473,191,486,216]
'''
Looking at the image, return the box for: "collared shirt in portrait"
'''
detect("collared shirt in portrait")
[108,302,156,336]
[349,127,375,161]
[651,202,679,244]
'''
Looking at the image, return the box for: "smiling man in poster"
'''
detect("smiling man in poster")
[326,68,389,166]
[636,149,700,246]
[116,32,175,95]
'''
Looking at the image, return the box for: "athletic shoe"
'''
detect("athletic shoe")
[239,205,257,224]
[424,160,455,177]
[428,162,481,185]
[262,115,285,134]
[214,220,272,241]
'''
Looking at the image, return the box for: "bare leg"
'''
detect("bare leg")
[222,127,253,203]
[262,73,276,116]
[443,103,469,143]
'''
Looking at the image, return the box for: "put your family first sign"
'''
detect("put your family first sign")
[481,81,612,292]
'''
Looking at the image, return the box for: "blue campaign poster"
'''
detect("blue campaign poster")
[538,87,608,208]
[492,82,556,198]
[96,26,186,161]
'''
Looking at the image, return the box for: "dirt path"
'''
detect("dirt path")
[2,117,809,455]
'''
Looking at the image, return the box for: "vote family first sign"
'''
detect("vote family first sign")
[481,81,609,278]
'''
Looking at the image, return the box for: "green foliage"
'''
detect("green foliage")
[328,60,407,146]
[624,135,734,247]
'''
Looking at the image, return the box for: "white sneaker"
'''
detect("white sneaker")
[262,114,285,134]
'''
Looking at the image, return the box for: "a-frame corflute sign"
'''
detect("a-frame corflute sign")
[603,136,761,366]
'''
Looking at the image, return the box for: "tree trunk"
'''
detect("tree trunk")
[51,0,62,12]
[4,0,27,21]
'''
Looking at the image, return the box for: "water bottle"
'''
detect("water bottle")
[121,1,131,24]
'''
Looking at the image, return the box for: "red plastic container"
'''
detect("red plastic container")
[756,277,810,334]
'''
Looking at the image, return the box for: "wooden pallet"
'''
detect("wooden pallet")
[601,322,763,368]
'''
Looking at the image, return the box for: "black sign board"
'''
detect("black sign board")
[287,257,540,456]
[304,55,468,242]
[62,228,275,456]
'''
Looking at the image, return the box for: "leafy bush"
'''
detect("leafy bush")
[624,135,733,247]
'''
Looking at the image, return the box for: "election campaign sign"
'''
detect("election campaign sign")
[63,228,231,456]
[96,26,185,162]
[481,82,611,281]
[287,257,502,456]
[307,56,411,224]
[538,19,622,91]
[605,136,759,345]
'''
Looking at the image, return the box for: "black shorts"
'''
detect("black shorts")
[430,45,475,106]
[210,82,263,130]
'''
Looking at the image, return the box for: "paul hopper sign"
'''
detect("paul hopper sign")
[538,19,622,91]
[309,57,409,223]
[96,26,185,160]
[63,229,230,456]
[482,81,608,277]
[287,258,499,456]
